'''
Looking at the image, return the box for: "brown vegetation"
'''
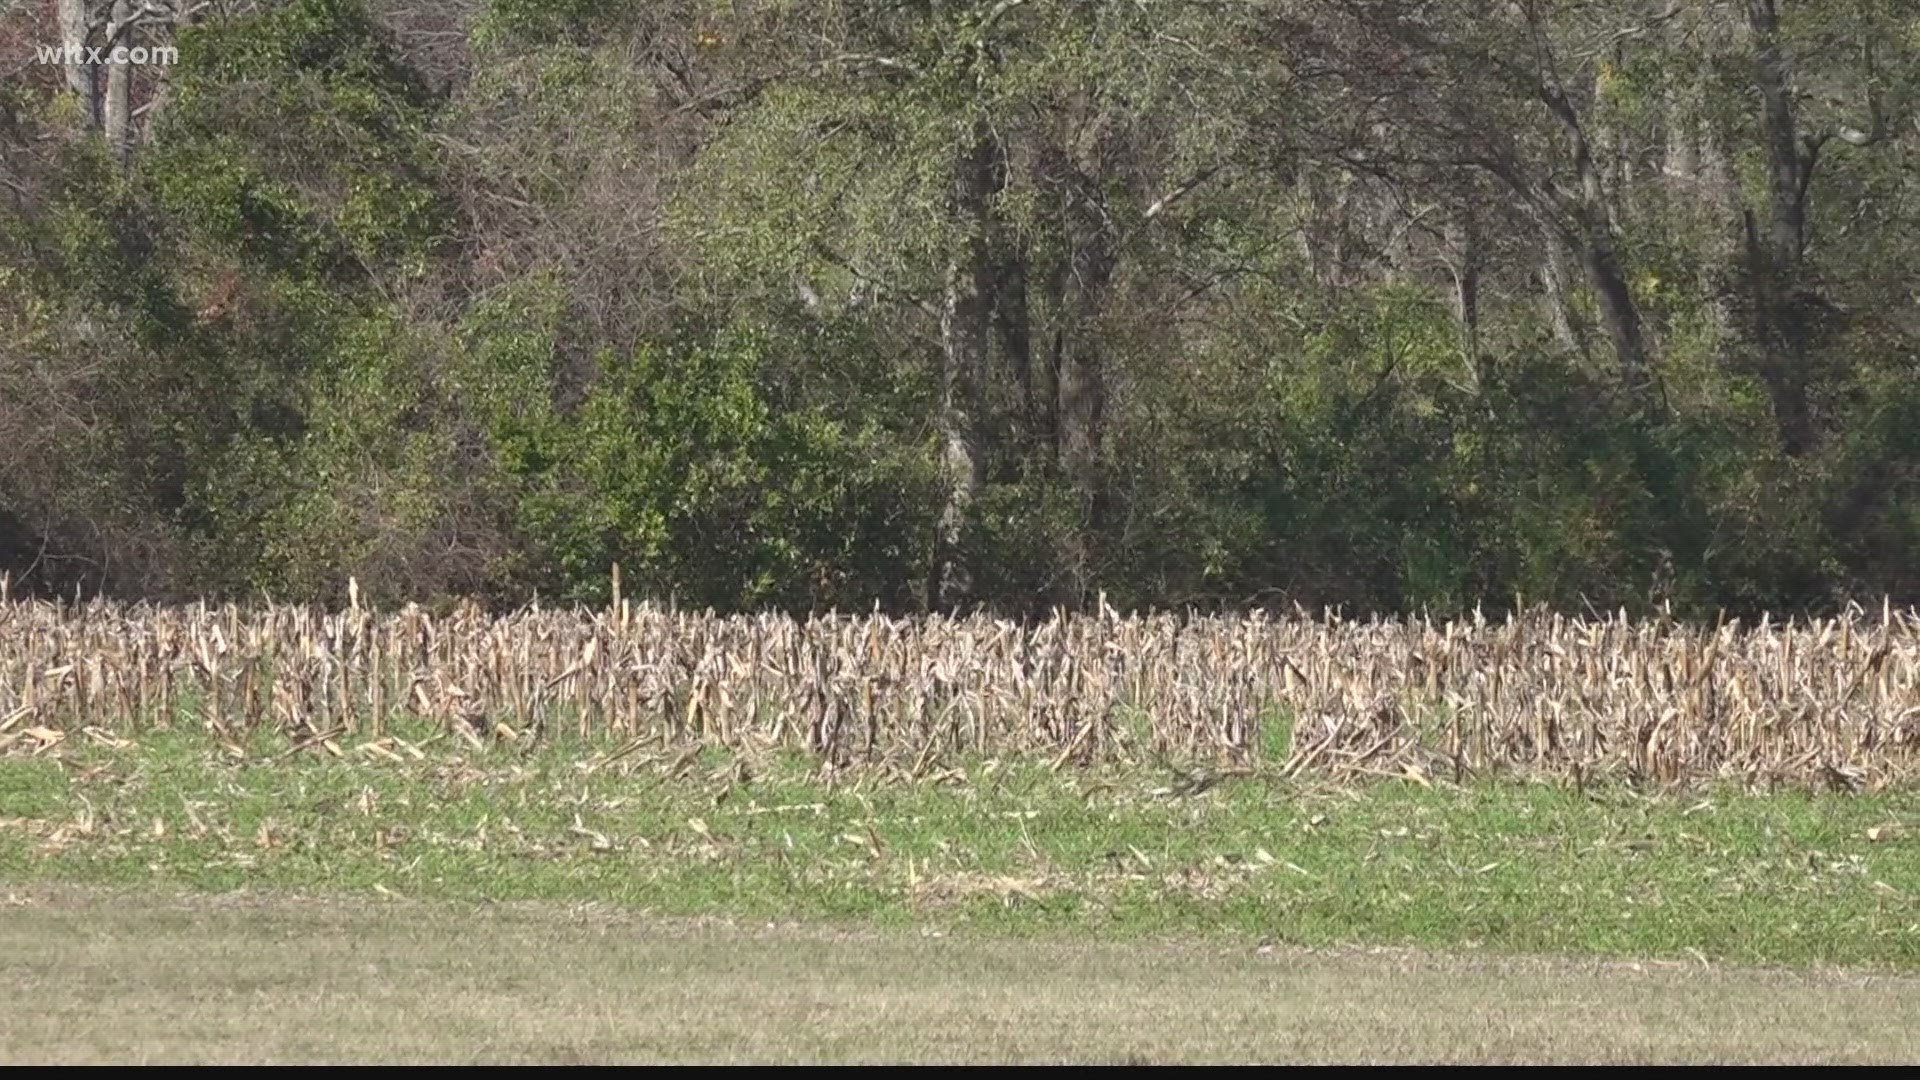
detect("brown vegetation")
[3,580,1916,787]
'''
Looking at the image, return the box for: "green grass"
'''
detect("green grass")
[2,725,1916,967]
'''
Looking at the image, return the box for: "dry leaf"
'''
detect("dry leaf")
[569,814,613,851]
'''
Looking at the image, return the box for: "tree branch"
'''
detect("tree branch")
[812,243,938,320]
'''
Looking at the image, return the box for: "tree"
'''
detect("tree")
[1265,0,1664,398]
[1739,0,1909,454]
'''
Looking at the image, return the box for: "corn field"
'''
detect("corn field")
[3,591,1918,786]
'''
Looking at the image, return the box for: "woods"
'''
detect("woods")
[2,0,1917,616]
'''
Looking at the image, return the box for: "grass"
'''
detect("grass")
[3,725,1916,968]
[5,886,1918,1063]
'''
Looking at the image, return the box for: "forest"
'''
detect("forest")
[3,0,1917,617]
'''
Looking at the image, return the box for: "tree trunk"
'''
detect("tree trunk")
[1743,211,1817,455]
[1565,120,1652,395]
[103,0,134,163]
[1540,234,1588,357]
[1743,0,1818,455]
[1526,79,1654,398]
[1445,209,1481,380]
[57,0,100,128]
[932,125,996,610]
[987,142,1036,453]
[1055,202,1114,608]
[993,253,1034,443]
[1576,214,1652,395]
[1748,0,1808,269]
[1055,329,1105,602]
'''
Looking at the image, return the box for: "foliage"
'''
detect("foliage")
[0,0,1914,617]
[460,289,939,608]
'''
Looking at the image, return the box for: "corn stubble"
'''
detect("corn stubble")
[1,587,1916,787]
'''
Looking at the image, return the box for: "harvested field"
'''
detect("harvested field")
[5,888,1917,1064]
[3,592,1918,786]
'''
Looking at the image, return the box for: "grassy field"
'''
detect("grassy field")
[3,727,1916,966]
[5,886,1918,1064]
[4,728,1918,1061]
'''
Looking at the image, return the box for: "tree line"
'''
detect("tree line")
[2,0,1916,616]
